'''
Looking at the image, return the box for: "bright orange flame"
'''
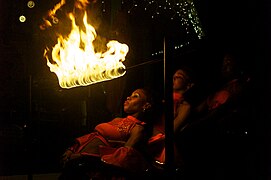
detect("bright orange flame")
[44,12,129,89]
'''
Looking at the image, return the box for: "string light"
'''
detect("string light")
[127,0,139,14]
[122,0,205,39]
[101,1,106,12]
[151,41,191,57]
[187,1,204,39]
[95,0,204,57]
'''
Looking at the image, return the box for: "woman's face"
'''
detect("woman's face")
[173,69,190,91]
[123,89,148,115]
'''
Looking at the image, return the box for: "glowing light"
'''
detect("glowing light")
[19,15,26,22]
[124,0,205,39]
[52,17,59,24]
[187,1,204,39]
[27,1,35,8]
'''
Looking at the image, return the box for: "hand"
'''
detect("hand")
[61,149,73,165]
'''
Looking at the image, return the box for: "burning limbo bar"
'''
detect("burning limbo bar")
[43,12,129,89]
[54,66,126,89]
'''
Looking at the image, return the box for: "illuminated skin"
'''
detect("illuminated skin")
[172,69,193,133]
[123,89,152,147]
[150,69,194,166]
[173,69,191,93]
[123,89,151,118]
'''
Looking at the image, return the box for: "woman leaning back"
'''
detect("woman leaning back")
[59,87,156,180]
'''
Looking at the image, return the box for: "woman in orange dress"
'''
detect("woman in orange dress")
[59,88,155,180]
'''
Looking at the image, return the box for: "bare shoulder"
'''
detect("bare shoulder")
[131,124,145,134]
[110,117,123,122]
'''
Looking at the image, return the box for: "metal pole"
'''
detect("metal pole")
[163,37,175,179]
[26,75,33,180]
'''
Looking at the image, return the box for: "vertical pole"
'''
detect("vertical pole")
[163,37,175,179]
[26,75,33,180]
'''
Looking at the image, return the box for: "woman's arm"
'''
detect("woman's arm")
[174,101,191,133]
[124,124,145,147]
[101,124,150,172]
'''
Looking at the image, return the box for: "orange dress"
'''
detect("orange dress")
[68,116,149,172]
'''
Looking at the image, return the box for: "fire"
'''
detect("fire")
[40,0,66,30]
[44,12,129,89]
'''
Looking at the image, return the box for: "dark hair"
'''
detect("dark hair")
[141,87,154,106]
[141,87,164,124]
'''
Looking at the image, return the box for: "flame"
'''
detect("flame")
[40,0,92,30]
[40,0,66,30]
[74,0,90,10]
[44,12,129,89]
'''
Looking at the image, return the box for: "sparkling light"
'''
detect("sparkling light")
[151,41,191,57]
[123,0,205,39]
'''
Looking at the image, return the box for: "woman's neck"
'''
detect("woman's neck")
[173,90,185,95]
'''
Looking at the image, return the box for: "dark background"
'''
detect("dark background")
[0,0,269,178]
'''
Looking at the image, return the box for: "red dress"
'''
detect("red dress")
[148,92,184,167]
[207,79,241,110]
[68,115,149,172]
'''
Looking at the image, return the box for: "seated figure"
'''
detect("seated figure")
[147,66,197,175]
[182,52,251,133]
[59,88,156,180]
[178,51,252,180]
